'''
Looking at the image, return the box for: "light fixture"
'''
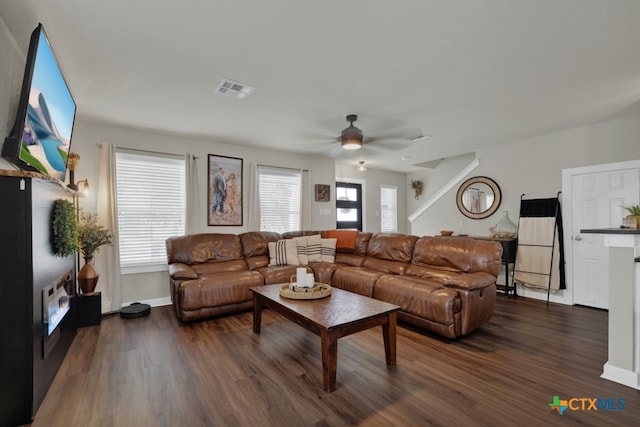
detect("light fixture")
[77,179,90,197]
[341,114,363,150]
[357,161,367,171]
[67,152,80,190]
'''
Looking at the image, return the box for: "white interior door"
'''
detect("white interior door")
[571,168,639,309]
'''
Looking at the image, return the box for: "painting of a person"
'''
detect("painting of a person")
[226,172,237,214]
[208,154,242,226]
[211,167,227,213]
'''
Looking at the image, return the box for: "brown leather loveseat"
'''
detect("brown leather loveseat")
[166,231,502,338]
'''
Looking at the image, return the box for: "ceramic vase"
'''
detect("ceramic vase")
[78,256,99,294]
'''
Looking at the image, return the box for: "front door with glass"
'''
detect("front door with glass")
[336,182,362,230]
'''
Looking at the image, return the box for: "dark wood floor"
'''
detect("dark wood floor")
[28,295,638,426]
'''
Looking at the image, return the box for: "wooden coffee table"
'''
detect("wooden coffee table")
[250,284,400,392]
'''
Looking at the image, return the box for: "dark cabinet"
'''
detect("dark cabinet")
[0,175,76,426]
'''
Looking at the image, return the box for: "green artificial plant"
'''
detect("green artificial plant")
[622,205,640,216]
[51,198,78,258]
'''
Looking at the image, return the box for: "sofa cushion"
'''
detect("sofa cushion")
[321,238,337,262]
[178,271,264,311]
[366,233,418,263]
[268,239,299,266]
[334,253,365,267]
[281,230,323,239]
[166,233,243,265]
[239,231,282,258]
[306,234,322,262]
[374,275,461,326]
[324,229,358,251]
[258,265,310,285]
[307,262,338,284]
[292,236,309,265]
[332,266,383,297]
[411,236,502,276]
[354,232,373,256]
[192,259,249,275]
[168,263,198,280]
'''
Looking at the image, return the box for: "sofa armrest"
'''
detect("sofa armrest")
[444,272,496,291]
[168,263,198,280]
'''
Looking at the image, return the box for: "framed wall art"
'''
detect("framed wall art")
[208,154,243,226]
[315,184,330,202]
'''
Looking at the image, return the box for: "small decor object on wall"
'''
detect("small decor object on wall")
[411,180,423,200]
[315,184,330,202]
[208,154,243,226]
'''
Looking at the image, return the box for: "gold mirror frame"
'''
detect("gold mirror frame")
[456,176,502,219]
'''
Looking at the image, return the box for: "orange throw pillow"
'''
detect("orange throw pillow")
[324,229,358,250]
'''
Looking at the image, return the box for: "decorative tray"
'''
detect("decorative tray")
[279,283,332,300]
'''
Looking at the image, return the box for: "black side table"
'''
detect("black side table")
[74,292,102,327]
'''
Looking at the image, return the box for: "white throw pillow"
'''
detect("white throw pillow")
[320,238,337,262]
[268,239,299,266]
[306,234,322,262]
[293,236,308,265]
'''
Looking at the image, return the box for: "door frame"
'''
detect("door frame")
[561,159,640,306]
[336,177,366,231]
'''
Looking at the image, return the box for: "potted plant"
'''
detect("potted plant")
[622,204,640,229]
[77,210,113,294]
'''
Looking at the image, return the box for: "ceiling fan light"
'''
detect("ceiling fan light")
[341,138,363,150]
[341,122,363,150]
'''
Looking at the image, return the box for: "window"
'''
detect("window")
[258,165,301,232]
[380,185,397,232]
[116,150,185,273]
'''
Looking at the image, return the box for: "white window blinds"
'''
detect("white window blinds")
[116,150,185,272]
[258,165,302,233]
[380,185,398,233]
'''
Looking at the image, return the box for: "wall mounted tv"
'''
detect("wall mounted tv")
[2,23,76,182]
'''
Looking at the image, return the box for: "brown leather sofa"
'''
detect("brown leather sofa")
[166,231,502,338]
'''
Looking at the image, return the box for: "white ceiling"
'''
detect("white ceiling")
[5,0,640,172]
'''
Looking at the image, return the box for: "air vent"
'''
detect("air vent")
[215,79,255,99]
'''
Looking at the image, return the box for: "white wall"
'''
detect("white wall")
[72,119,340,305]
[409,113,640,303]
[0,14,27,172]
[4,7,640,305]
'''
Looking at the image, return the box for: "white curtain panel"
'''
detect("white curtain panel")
[95,143,122,313]
[301,169,311,230]
[247,162,260,231]
[185,153,201,234]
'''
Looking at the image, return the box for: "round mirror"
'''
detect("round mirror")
[456,176,502,219]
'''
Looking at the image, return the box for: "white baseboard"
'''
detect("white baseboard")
[121,296,171,309]
[601,362,640,390]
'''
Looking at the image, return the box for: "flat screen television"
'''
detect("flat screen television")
[2,23,76,182]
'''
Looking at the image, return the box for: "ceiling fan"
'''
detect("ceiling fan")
[301,114,428,158]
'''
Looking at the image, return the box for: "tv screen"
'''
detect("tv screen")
[2,24,76,182]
